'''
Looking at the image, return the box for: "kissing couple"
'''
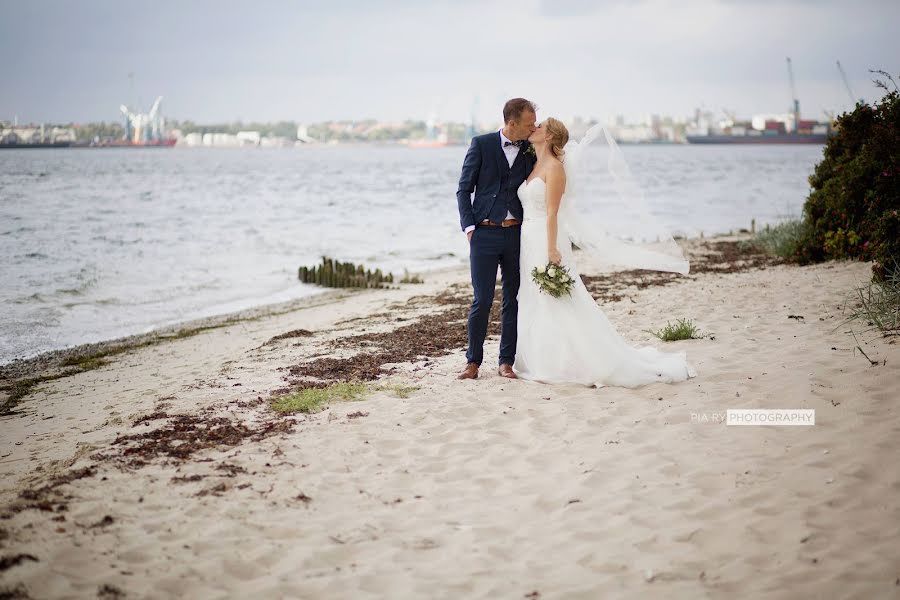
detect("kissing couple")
[455,98,697,388]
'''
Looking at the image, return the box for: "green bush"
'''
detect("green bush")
[797,73,900,280]
[643,318,708,341]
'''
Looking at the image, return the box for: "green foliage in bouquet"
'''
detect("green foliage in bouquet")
[797,71,900,281]
[531,262,575,298]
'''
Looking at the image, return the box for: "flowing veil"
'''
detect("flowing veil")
[558,124,690,275]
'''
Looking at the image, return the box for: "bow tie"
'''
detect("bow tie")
[504,140,523,148]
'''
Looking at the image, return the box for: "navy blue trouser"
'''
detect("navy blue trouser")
[466,224,521,366]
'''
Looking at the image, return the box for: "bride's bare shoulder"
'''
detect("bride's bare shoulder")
[546,159,566,181]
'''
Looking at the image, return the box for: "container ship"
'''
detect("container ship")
[91,137,177,148]
[686,57,834,145]
[0,140,73,149]
[686,121,831,144]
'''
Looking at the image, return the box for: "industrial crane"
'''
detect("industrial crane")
[836,61,863,106]
[119,96,165,143]
[786,57,801,132]
[147,97,164,141]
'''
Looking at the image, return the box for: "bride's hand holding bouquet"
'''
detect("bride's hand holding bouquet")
[531,246,574,298]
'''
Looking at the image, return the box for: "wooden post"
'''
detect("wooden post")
[751,218,756,234]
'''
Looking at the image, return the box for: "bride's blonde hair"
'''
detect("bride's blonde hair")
[544,117,569,161]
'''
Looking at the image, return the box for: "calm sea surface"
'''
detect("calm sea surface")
[0,144,823,364]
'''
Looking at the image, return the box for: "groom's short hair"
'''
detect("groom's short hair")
[503,98,537,124]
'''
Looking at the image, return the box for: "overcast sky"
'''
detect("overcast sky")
[2,0,898,125]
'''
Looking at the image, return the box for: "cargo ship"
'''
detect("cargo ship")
[686,57,834,145]
[0,140,73,149]
[686,120,831,144]
[90,138,177,148]
[686,133,829,144]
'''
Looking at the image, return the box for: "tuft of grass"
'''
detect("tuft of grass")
[753,219,806,259]
[271,381,369,414]
[376,383,420,399]
[838,259,900,336]
[644,318,709,341]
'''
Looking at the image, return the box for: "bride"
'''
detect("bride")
[512,117,697,387]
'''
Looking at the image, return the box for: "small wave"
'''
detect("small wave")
[53,273,97,297]
[23,252,49,260]
[93,297,122,306]
[90,235,143,246]
[56,287,85,296]
[2,226,36,236]
[12,292,48,304]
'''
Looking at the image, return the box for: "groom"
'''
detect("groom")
[456,98,537,380]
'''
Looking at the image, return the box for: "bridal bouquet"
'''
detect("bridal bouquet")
[531,261,575,298]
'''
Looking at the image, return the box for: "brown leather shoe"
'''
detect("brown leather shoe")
[457,362,479,380]
[498,363,518,379]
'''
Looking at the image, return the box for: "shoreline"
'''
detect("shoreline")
[0,261,472,383]
[0,229,764,382]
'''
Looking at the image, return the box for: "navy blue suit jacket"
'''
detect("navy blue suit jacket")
[456,132,535,232]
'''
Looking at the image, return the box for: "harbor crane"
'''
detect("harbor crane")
[119,96,166,144]
[836,60,863,106]
[786,57,801,132]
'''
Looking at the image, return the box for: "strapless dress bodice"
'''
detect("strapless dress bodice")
[517,177,547,219]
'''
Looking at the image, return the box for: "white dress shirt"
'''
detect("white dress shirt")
[465,129,518,235]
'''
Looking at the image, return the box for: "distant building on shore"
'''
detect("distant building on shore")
[0,123,76,147]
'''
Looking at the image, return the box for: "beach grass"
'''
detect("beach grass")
[271,381,370,414]
[753,219,806,259]
[270,381,422,415]
[840,261,900,336]
[644,318,708,341]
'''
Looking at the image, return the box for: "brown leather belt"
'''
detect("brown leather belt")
[478,218,521,228]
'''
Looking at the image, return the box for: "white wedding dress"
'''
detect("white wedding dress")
[512,177,698,388]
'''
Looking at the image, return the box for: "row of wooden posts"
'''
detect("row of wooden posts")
[298,257,395,289]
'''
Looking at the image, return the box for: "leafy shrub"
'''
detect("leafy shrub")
[797,73,899,280]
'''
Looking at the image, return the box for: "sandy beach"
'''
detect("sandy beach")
[1,234,898,599]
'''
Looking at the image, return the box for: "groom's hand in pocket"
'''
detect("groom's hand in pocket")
[467,231,474,243]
